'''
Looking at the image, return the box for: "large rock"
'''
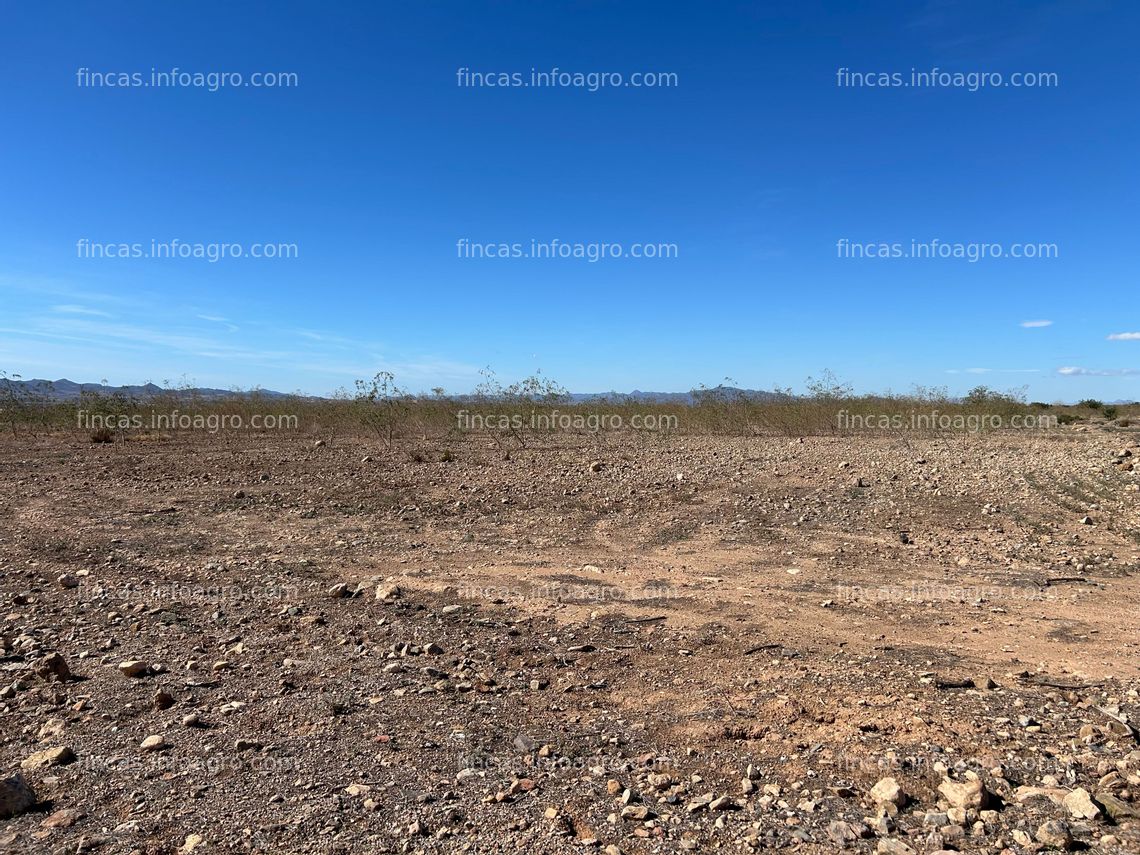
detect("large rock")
[0,773,36,819]
[41,808,84,828]
[1063,787,1100,820]
[1013,785,1068,805]
[938,773,993,809]
[1096,792,1140,822]
[1036,819,1073,850]
[827,821,860,847]
[34,652,71,682]
[20,746,76,771]
[118,660,148,678]
[876,841,916,855]
[375,583,401,602]
[870,777,907,808]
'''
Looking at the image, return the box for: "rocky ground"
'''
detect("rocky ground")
[1,425,1139,853]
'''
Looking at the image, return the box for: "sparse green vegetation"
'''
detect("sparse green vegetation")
[353,371,410,451]
[0,372,56,437]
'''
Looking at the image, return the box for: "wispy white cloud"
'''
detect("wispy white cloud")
[0,275,147,307]
[196,314,239,332]
[1107,332,1140,341]
[53,304,113,317]
[1020,319,1052,328]
[0,325,139,349]
[1057,366,1139,377]
[293,329,381,348]
[4,312,483,390]
[31,318,300,365]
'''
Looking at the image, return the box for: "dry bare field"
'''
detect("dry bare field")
[2,424,1139,854]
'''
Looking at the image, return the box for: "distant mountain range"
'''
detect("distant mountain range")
[2,378,781,404]
[3,379,1133,406]
[0,378,294,401]
[569,386,784,404]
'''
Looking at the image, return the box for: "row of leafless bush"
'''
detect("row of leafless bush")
[2,369,1135,444]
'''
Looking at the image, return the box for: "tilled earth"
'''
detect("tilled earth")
[1,426,1139,854]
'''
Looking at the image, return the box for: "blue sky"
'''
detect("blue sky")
[1,0,1137,400]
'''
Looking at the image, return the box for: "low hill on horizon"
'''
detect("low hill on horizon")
[2,378,1135,407]
[2,378,786,404]
[0,378,295,401]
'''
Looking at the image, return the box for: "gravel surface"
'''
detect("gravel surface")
[1,427,1138,853]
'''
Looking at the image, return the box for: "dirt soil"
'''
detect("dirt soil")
[1,427,1139,854]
